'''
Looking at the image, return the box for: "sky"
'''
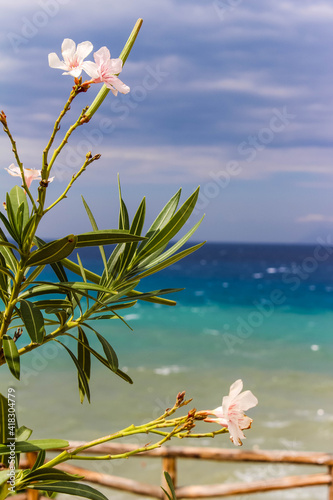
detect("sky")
[1,0,333,243]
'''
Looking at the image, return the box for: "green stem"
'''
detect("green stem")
[41,84,83,178]
[43,153,100,215]
[1,121,37,211]
[82,18,143,122]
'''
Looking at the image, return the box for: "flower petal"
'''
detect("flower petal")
[82,61,99,79]
[48,53,68,71]
[228,379,243,400]
[93,46,110,67]
[110,76,130,94]
[5,164,21,177]
[234,390,258,411]
[228,420,245,446]
[61,38,76,60]
[75,41,93,61]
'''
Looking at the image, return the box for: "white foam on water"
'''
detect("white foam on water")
[123,313,141,321]
[154,365,185,376]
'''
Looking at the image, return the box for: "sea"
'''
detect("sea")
[2,242,333,499]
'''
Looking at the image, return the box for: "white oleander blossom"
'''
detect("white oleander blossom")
[83,47,130,95]
[5,164,54,189]
[203,379,258,446]
[48,39,93,77]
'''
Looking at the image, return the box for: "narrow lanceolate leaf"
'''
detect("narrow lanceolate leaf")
[22,467,82,485]
[0,439,69,455]
[0,393,8,466]
[31,450,45,471]
[0,241,18,251]
[0,245,18,273]
[94,331,119,371]
[134,187,200,264]
[5,193,19,242]
[75,230,144,248]
[3,335,20,380]
[119,197,146,274]
[56,341,90,403]
[77,327,91,404]
[129,242,206,282]
[138,188,181,253]
[27,235,77,266]
[81,196,108,274]
[118,177,129,230]
[138,216,205,271]
[61,258,100,284]
[20,300,45,344]
[35,236,68,282]
[0,211,18,243]
[28,481,108,500]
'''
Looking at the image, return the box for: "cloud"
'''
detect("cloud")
[297,214,333,223]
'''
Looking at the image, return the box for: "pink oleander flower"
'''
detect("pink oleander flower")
[48,39,93,77]
[5,164,54,189]
[83,47,130,96]
[203,379,258,446]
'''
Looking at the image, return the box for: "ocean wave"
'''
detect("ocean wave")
[154,365,186,376]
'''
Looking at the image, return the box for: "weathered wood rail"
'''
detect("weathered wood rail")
[19,442,333,499]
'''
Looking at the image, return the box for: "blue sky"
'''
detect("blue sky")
[1,0,333,243]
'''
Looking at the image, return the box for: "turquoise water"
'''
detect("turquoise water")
[1,243,333,499]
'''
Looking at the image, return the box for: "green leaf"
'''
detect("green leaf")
[119,197,146,275]
[0,246,17,273]
[94,331,118,371]
[34,299,73,311]
[3,335,20,380]
[20,300,45,344]
[22,467,83,485]
[134,187,199,264]
[16,426,33,441]
[28,481,108,500]
[0,439,69,455]
[27,235,77,267]
[22,214,38,248]
[8,185,29,229]
[139,216,205,271]
[56,341,90,403]
[115,368,133,384]
[81,196,108,275]
[118,176,129,230]
[61,258,100,284]
[75,230,144,248]
[126,290,177,306]
[34,236,68,283]
[0,241,18,251]
[138,188,181,252]
[0,210,18,243]
[131,242,205,282]
[77,327,91,404]
[31,450,45,471]
[0,394,8,466]
[163,471,177,500]
[5,193,20,242]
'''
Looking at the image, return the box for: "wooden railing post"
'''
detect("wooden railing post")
[328,466,333,500]
[161,456,177,500]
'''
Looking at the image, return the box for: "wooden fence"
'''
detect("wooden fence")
[19,442,333,499]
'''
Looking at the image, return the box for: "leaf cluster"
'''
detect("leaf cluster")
[0,182,204,403]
